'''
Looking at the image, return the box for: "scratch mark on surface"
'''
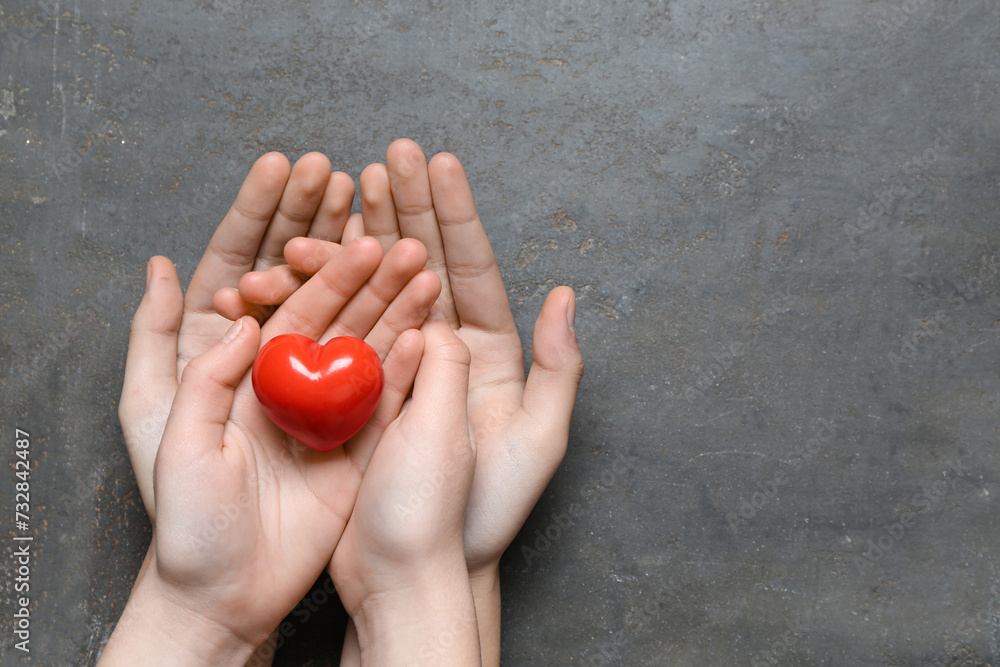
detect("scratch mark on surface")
[694,410,735,427]
[57,84,66,141]
[689,451,766,461]
[52,4,61,90]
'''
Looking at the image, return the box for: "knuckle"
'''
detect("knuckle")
[435,336,472,367]
[392,200,434,219]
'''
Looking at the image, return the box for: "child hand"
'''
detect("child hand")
[120,151,440,523]
[329,317,482,666]
[103,238,439,664]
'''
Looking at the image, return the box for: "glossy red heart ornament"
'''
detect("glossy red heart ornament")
[251,334,384,452]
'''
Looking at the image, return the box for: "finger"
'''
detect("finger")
[428,151,516,334]
[386,139,457,326]
[408,318,473,445]
[165,316,261,458]
[360,269,441,360]
[307,170,356,243]
[359,162,401,252]
[212,287,272,323]
[254,152,333,268]
[119,256,184,518]
[517,287,584,463]
[317,238,427,345]
[344,328,424,471]
[237,265,308,306]
[342,212,366,245]
[262,237,383,342]
[284,236,342,276]
[186,152,291,310]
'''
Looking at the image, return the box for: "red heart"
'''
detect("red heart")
[251,334,384,452]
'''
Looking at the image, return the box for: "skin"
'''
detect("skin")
[330,316,482,666]
[111,152,442,664]
[121,151,368,518]
[102,240,440,663]
[239,140,585,666]
[115,143,585,663]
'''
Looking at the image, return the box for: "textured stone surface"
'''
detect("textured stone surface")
[2,0,999,664]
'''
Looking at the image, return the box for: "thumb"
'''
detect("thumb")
[160,316,261,462]
[119,255,184,518]
[408,318,474,453]
[519,287,584,448]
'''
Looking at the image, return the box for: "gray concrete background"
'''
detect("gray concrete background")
[2,0,999,664]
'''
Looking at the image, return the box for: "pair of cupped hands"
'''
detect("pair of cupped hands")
[100,139,584,666]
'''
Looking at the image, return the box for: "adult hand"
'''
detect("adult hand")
[240,140,584,666]
[120,151,358,518]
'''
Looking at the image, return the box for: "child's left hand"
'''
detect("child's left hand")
[328,317,482,666]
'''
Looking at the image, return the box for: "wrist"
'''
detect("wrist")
[468,561,501,667]
[468,560,500,603]
[352,549,481,666]
[100,555,256,666]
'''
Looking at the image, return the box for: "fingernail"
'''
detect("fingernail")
[566,291,576,333]
[223,317,243,343]
[145,260,152,289]
[428,303,446,320]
